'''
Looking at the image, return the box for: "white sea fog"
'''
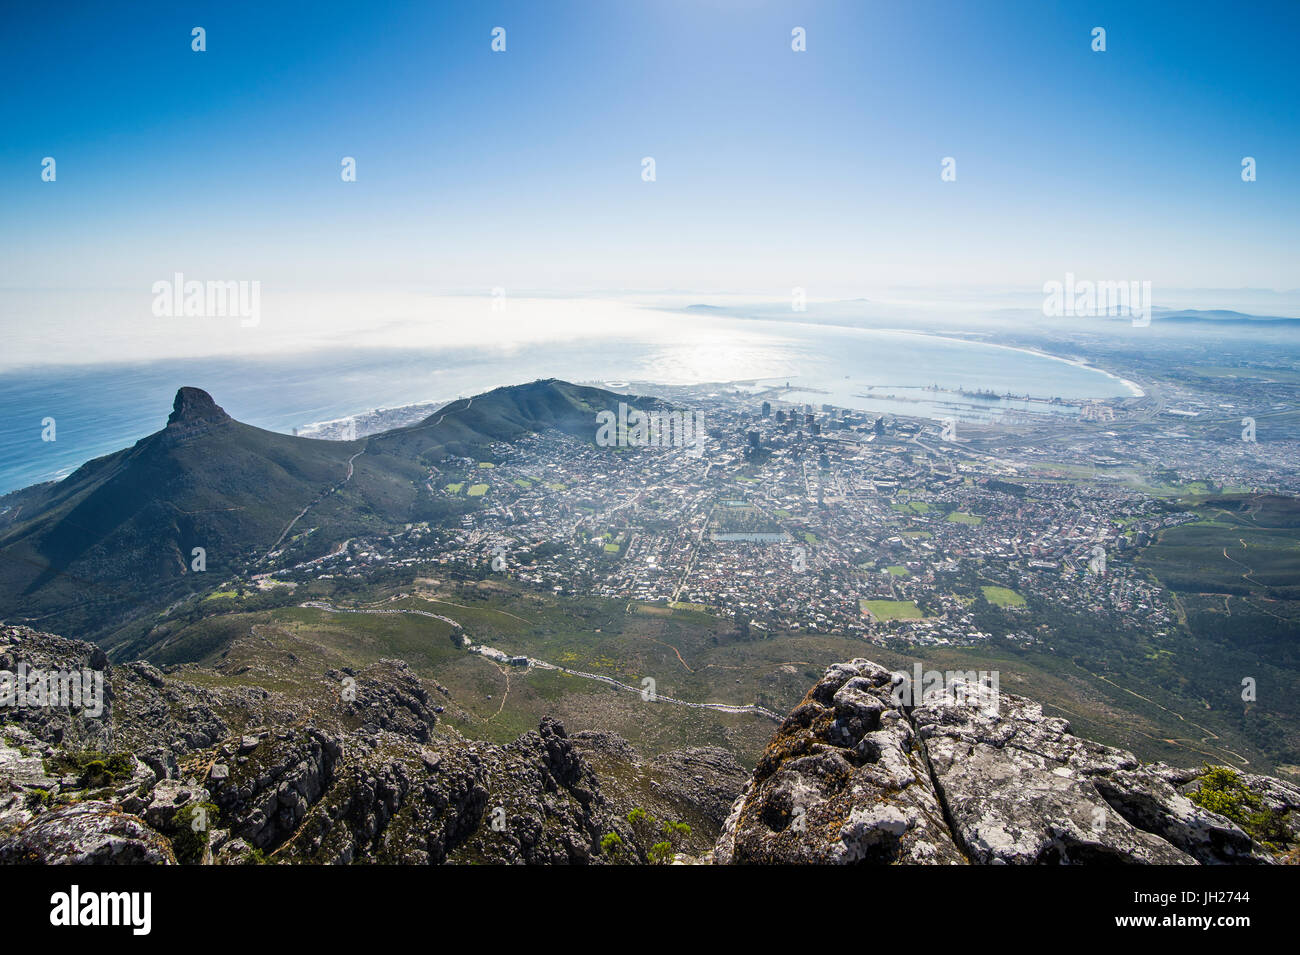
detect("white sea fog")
[2,292,1145,495]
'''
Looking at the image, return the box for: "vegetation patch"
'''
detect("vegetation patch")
[1188,765,1292,852]
[169,801,221,864]
[861,599,924,621]
[981,585,1026,608]
[44,751,136,789]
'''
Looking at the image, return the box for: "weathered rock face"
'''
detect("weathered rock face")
[715,660,965,864]
[568,731,749,858]
[646,746,749,829]
[252,716,631,865]
[9,623,1290,866]
[167,386,231,429]
[207,728,341,850]
[447,717,611,864]
[0,801,175,865]
[913,687,1276,865]
[0,627,111,752]
[337,659,438,742]
[0,625,734,865]
[142,778,211,832]
[716,659,1299,865]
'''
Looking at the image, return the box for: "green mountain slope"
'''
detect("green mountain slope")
[0,379,658,647]
[0,388,362,640]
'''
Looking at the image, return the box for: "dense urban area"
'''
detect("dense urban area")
[253,369,1300,657]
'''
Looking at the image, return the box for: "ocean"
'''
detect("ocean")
[0,318,1134,496]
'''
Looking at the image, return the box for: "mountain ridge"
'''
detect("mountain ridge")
[0,379,660,648]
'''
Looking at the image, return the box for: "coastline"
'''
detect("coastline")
[290,330,1146,436]
[0,328,1146,495]
[292,335,1145,437]
[989,343,1146,398]
[867,328,1147,399]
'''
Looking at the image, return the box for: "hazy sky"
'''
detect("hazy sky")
[2,0,1297,297]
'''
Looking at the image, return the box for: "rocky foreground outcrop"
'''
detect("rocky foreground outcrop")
[715,659,1300,864]
[0,625,741,864]
[3,625,1296,864]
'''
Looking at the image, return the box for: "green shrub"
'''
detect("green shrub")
[46,750,136,789]
[599,832,623,855]
[79,760,111,788]
[104,752,135,778]
[663,820,691,842]
[169,801,220,864]
[1189,764,1292,851]
[648,841,674,864]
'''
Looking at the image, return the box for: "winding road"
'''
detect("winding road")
[300,599,780,721]
[263,396,476,564]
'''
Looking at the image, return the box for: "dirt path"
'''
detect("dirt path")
[264,396,478,565]
[410,595,530,626]
[630,633,694,672]
[263,447,367,561]
[1069,660,1250,766]
[304,600,779,721]
[492,664,510,718]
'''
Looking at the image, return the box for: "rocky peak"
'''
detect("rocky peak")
[0,625,743,866]
[714,658,1300,864]
[166,387,231,428]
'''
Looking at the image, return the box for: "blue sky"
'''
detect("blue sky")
[2,0,1297,295]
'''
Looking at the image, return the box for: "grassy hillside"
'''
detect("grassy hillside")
[0,390,361,642]
[135,572,1297,775]
[1132,494,1300,771]
[0,380,661,647]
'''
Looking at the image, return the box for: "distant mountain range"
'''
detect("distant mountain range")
[1154,308,1300,324]
[0,379,662,650]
